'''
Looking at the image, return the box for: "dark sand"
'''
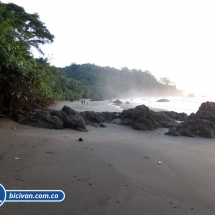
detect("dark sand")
[1,101,215,214]
[49,100,166,112]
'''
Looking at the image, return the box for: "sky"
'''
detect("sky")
[2,0,215,96]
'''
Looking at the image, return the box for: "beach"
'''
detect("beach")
[49,100,167,113]
[1,101,215,214]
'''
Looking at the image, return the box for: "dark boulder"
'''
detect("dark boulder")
[14,114,26,124]
[112,100,122,105]
[166,102,215,138]
[14,110,63,129]
[189,101,215,123]
[64,114,87,131]
[62,105,78,115]
[121,108,134,119]
[80,111,104,125]
[48,110,68,123]
[13,106,87,131]
[130,105,158,130]
[94,123,106,128]
[121,105,177,130]
[165,118,215,138]
[80,111,120,125]
[111,118,122,124]
[159,111,188,121]
[101,112,120,122]
[60,106,87,131]
[165,102,215,138]
[197,101,215,112]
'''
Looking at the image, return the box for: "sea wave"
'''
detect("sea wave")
[109,96,215,115]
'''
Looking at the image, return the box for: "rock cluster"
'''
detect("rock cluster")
[120,105,179,130]
[13,104,185,132]
[159,111,187,121]
[165,102,215,138]
[13,106,87,131]
[80,111,119,125]
[14,102,215,138]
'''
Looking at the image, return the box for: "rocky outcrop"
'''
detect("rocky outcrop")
[189,101,215,122]
[80,111,104,124]
[13,106,87,131]
[80,111,120,125]
[13,104,181,131]
[120,105,178,130]
[112,100,122,105]
[13,102,215,138]
[187,93,195,97]
[165,119,215,138]
[13,110,63,129]
[156,99,170,102]
[165,101,215,138]
[159,111,188,121]
[48,107,87,131]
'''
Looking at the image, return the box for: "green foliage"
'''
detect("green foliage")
[60,64,183,100]
[0,2,83,114]
[59,76,84,100]
[159,77,175,86]
[0,2,54,54]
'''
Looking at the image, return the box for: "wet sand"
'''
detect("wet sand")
[49,100,166,112]
[49,100,123,112]
[1,101,215,214]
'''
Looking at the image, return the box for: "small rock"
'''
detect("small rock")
[98,123,106,128]
[156,99,170,102]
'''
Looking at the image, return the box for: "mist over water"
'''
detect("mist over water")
[110,96,215,115]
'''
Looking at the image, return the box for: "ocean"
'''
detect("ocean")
[111,96,215,115]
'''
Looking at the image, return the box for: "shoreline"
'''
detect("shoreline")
[1,101,215,214]
[49,100,123,112]
[49,100,168,113]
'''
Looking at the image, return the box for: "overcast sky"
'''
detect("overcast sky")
[2,0,215,96]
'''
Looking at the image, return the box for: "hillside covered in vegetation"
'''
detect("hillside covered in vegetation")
[60,64,183,100]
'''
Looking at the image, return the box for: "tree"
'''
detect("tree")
[0,2,54,54]
[60,64,183,99]
[0,2,60,114]
[159,77,175,86]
